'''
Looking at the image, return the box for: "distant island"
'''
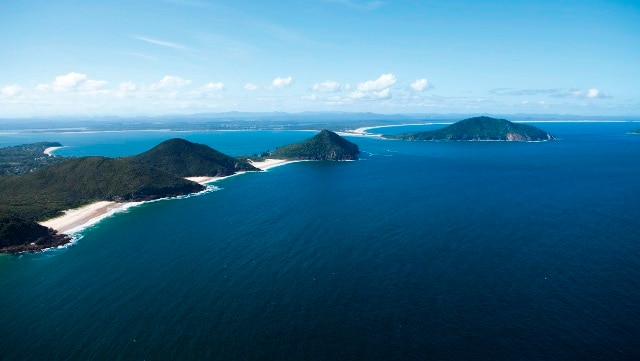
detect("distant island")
[0,130,359,253]
[387,116,555,141]
[268,129,359,160]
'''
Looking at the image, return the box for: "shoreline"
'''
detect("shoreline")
[249,158,298,170]
[44,146,64,156]
[37,158,298,240]
[39,201,140,234]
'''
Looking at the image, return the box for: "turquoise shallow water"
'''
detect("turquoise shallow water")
[1,122,640,360]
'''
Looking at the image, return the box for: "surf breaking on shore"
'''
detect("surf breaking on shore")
[37,158,297,240]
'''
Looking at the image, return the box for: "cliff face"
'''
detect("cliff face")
[390,116,555,141]
[270,130,360,160]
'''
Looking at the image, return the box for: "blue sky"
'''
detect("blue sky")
[0,0,638,117]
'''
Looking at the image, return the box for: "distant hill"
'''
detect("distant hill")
[133,138,259,177]
[269,130,359,160]
[0,141,64,176]
[388,116,555,141]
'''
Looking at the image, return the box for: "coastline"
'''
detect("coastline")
[37,158,298,240]
[348,123,449,137]
[39,201,139,234]
[249,158,297,170]
[43,146,64,156]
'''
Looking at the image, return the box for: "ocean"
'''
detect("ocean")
[1,122,640,360]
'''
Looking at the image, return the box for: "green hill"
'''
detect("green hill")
[389,116,554,141]
[269,130,359,160]
[1,138,267,252]
[133,138,259,177]
[0,156,205,222]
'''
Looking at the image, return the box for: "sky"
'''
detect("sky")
[0,0,639,117]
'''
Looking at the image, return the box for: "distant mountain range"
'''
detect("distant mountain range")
[1,112,636,133]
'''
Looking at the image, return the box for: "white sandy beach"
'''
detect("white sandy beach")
[43,146,63,156]
[249,158,296,170]
[39,201,127,234]
[38,158,299,234]
[184,159,294,185]
[347,123,451,137]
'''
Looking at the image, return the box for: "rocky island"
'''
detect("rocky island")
[388,116,555,141]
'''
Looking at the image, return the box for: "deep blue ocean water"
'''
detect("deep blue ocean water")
[1,122,640,360]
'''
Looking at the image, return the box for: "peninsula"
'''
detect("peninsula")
[0,138,259,252]
[0,131,360,253]
[388,116,555,141]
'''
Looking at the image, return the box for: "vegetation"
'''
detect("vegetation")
[0,210,70,252]
[0,138,264,253]
[0,156,206,222]
[0,141,64,176]
[133,138,259,176]
[388,116,555,141]
[269,130,359,160]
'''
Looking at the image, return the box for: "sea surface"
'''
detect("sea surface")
[1,122,640,360]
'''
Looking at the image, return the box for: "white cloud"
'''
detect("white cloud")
[410,78,431,91]
[565,88,609,99]
[244,83,259,91]
[52,72,88,91]
[272,76,293,88]
[357,73,397,92]
[587,88,605,98]
[301,94,318,101]
[344,73,397,101]
[349,88,391,100]
[202,82,225,91]
[0,85,22,97]
[35,72,108,92]
[151,75,191,90]
[312,80,341,92]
